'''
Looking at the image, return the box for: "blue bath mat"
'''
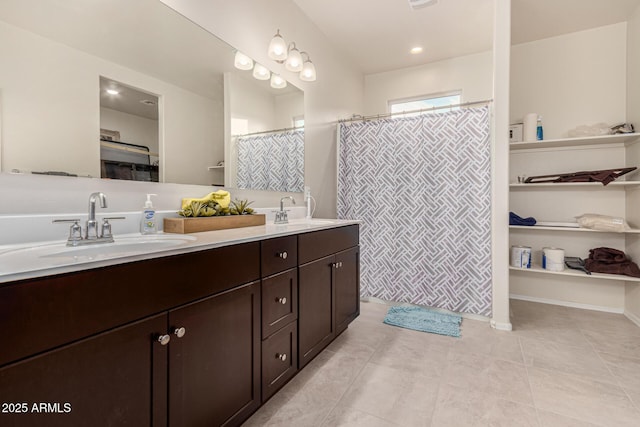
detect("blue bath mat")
[383,306,462,337]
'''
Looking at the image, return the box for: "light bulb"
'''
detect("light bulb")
[106,89,119,95]
[234,51,254,70]
[285,46,303,72]
[300,60,316,82]
[270,74,287,89]
[268,30,288,62]
[252,63,270,80]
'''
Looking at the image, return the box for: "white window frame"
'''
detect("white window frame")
[388,91,462,118]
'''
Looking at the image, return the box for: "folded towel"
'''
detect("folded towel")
[509,212,536,226]
[585,247,640,278]
[181,190,231,210]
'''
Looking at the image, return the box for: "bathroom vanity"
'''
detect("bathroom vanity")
[0,221,359,427]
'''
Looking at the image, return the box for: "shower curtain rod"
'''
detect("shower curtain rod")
[233,125,304,138]
[338,99,493,124]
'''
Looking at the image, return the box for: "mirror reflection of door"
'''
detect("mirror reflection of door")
[99,77,160,182]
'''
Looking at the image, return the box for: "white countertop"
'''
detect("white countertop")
[0,219,360,284]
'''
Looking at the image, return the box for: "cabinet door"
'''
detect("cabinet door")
[298,255,335,369]
[168,282,261,427]
[0,314,168,427]
[335,246,360,334]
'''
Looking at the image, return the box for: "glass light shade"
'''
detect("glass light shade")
[299,60,316,82]
[252,63,270,80]
[234,51,253,70]
[285,47,303,72]
[270,74,287,89]
[268,31,288,61]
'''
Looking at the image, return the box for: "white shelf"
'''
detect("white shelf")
[509,225,640,234]
[509,133,640,151]
[509,265,640,282]
[207,166,225,170]
[510,181,640,189]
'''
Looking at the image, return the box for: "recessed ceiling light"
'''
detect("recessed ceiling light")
[410,46,423,54]
[106,89,119,95]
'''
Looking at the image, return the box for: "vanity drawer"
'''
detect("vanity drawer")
[298,225,359,264]
[261,321,297,401]
[262,268,298,338]
[261,236,297,277]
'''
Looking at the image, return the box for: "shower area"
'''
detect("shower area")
[337,104,493,316]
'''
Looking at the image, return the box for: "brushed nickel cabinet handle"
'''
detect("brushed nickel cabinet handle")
[276,353,287,361]
[157,334,171,346]
[173,327,186,338]
[278,251,288,259]
[276,297,287,305]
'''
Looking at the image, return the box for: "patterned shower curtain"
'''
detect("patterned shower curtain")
[237,130,304,192]
[337,106,492,316]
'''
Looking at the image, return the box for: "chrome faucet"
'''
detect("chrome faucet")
[52,192,124,246]
[87,192,107,239]
[274,196,296,224]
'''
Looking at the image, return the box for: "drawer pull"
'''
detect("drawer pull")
[278,251,288,259]
[333,262,343,269]
[276,353,287,362]
[173,327,186,338]
[276,297,287,305]
[157,334,171,346]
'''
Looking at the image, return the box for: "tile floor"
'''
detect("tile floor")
[243,299,640,426]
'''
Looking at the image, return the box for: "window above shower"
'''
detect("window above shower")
[388,92,461,118]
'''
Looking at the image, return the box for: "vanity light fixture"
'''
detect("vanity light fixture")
[299,52,316,82]
[234,51,254,70]
[267,29,316,80]
[106,89,119,95]
[270,74,287,89]
[252,63,271,80]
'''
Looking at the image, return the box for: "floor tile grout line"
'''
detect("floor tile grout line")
[518,336,543,427]
[315,328,382,426]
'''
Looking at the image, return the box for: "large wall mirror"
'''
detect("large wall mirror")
[0,0,304,192]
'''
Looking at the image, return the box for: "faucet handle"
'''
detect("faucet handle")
[53,219,83,243]
[101,216,125,239]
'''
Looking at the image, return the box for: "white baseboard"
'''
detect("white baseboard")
[510,293,624,314]
[625,310,640,327]
[490,319,513,331]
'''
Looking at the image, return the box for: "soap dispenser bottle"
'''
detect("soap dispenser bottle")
[141,194,158,234]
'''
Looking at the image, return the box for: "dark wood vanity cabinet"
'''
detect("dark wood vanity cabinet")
[298,226,360,368]
[0,224,359,427]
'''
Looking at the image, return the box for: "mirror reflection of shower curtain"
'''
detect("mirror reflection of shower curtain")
[236,130,304,192]
[338,106,492,316]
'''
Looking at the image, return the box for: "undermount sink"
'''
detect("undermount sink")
[41,234,197,259]
[0,234,197,275]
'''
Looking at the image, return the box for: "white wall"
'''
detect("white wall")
[0,19,222,186]
[160,0,363,217]
[511,23,627,139]
[363,51,494,115]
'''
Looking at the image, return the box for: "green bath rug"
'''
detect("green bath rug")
[383,306,462,337]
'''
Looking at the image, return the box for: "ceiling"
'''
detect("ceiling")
[293,0,640,75]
